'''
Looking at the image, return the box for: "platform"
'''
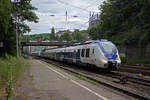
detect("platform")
[26,59,133,100]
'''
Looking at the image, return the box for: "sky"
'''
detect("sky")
[26,0,105,34]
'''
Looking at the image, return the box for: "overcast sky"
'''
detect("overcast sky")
[26,0,105,34]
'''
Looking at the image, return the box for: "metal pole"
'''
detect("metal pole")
[16,17,19,57]
[65,10,68,30]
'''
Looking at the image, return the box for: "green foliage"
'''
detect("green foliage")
[50,27,56,40]
[8,98,16,100]
[23,30,88,42]
[120,56,127,63]
[88,23,105,39]
[11,0,38,35]
[0,0,38,56]
[72,30,84,42]
[120,56,150,64]
[23,33,50,41]
[0,0,11,38]
[12,0,39,23]
[0,0,14,56]
[55,34,59,41]
[88,0,150,46]
[0,55,26,99]
[127,58,150,64]
[76,74,87,80]
[60,32,72,41]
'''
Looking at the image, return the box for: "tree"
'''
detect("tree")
[0,0,11,38]
[22,33,51,41]
[0,0,12,56]
[88,0,150,46]
[55,34,59,41]
[72,30,84,42]
[50,27,55,40]
[12,0,38,34]
[0,0,39,56]
[61,32,72,41]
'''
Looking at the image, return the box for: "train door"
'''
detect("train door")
[81,48,85,63]
[76,49,81,63]
[73,50,76,63]
[91,46,96,65]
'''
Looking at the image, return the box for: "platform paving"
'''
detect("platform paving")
[23,59,134,100]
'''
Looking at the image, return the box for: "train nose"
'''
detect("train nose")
[108,61,117,70]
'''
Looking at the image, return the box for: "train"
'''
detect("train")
[40,40,121,70]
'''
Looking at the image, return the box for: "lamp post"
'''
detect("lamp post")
[13,0,20,57]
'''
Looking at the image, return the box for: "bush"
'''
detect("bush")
[120,55,150,64]
[123,58,150,64]
[120,56,128,63]
[0,55,26,99]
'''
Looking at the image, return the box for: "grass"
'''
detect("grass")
[0,55,27,100]
[75,74,87,80]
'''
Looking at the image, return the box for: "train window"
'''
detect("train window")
[101,42,115,55]
[86,48,90,57]
[78,49,80,57]
[81,49,85,57]
[69,52,71,58]
[92,49,94,54]
[67,52,70,58]
[74,51,76,58]
[66,52,69,58]
[71,52,73,58]
[68,52,73,58]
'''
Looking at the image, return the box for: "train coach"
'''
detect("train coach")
[41,40,121,70]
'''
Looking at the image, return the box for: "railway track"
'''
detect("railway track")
[36,57,150,100]
[119,64,150,76]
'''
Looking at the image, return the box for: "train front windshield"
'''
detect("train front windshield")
[101,42,116,55]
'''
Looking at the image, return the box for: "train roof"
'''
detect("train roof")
[43,39,109,51]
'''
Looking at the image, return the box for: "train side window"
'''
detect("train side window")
[69,52,72,58]
[86,48,90,57]
[70,52,72,58]
[74,51,76,58]
[81,49,85,57]
[93,49,94,54]
[78,49,80,57]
